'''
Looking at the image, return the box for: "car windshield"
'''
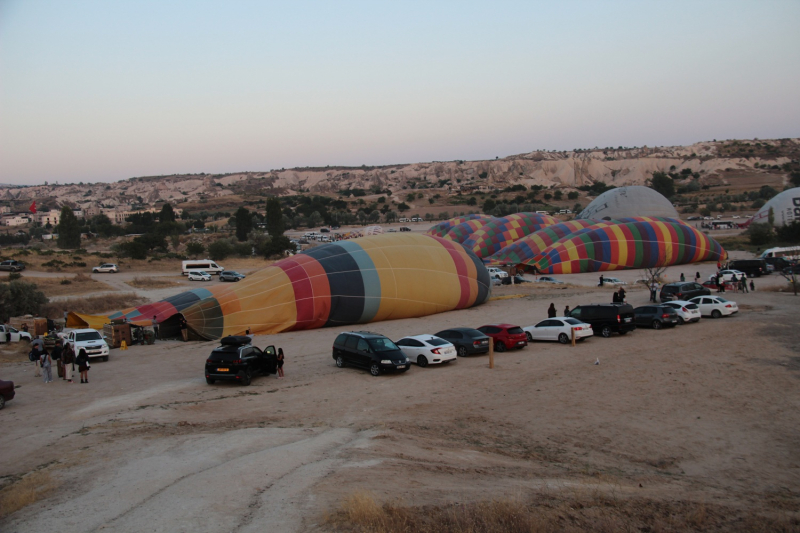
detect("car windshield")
[76,331,101,341]
[507,327,524,335]
[426,338,448,346]
[564,318,582,325]
[368,338,400,352]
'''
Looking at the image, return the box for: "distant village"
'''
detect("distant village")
[0,204,158,229]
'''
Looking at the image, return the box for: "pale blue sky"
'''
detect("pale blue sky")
[1,0,798,185]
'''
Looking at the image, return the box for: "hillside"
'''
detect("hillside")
[1,138,798,215]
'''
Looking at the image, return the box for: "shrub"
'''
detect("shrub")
[208,240,233,261]
[747,223,774,246]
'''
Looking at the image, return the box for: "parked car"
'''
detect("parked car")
[219,271,246,282]
[487,267,508,279]
[399,227,412,232]
[660,282,710,302]
[0,379,14,409]
[689,296,739,318]
[536,276,564,284]
[490,274,503,286]
[476,324,527,352]
[0,325,32,343]
[92,263,119,273]
[601,277,626,285]
[727,259,767,277]
[0,260,25,272]
[523,318,593,344]
[187,270,212,281]
[632,305,680,329]
[395,334,456,367]
[64,328,110,361]
[701,279,736,291]
[662,300,702,324]
[711,269,745,282]
[569,303,636,338]
[205,336,277,385]
[332,331,409,376]
[433,328,491,357]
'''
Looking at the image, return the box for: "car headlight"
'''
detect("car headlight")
[381,359,392,364]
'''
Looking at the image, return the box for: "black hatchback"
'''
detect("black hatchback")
[205,336,277,386]
[332,331,409,376]
[433,328,491,357]
[633,305,680,329]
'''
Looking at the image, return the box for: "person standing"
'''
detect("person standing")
[31,337,44,377]
[277,348,285,379]
[76,350,90,384]
[179,315,188,342]
[618,287,626,302]
[547,303,557,318]
[598,274,604,287]
[695,271,701,283]
[740,273,748,293]
[750,279,755,292]
[649,281,658,302]
[151,316,159,341]
[680,273,685,282]
[40,349,53,384]
[63,344,75,383]
[730,274,738,293]
[51,342,63,380]
[564,305,570,317]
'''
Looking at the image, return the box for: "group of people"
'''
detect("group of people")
[30,337,90,384]
[548,303,573,318]
[714,271,753,293]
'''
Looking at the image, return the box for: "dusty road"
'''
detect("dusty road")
[1,263,799,532]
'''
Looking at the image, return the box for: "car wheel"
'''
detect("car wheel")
[677,317,684,325]
[206,377,215,385]
[457,346,468,357]
[600,326,612,338]
[369,363,381,376]
[711,309,722,319]
[495,341,506,352]
[335,355,345,368]
[240,369,252,386]
[0,396,4,410]
[558,333,569,344]
[417,355,428,367]
[526,332,533,342]
[652,320,662,330]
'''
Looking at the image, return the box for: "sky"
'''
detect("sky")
[1,1,799,186]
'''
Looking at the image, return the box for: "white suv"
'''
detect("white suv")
[92,263,119,273]
[487,267,508,279]
[64,329,110,361]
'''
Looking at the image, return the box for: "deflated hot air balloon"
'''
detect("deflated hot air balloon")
[70,234,491,340]
[461,213,558,259]
[427,214,493,238]
[442,217,495,244]
[533,218,726,274]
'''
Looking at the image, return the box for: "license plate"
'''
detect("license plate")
[217,368,229,372]
[396,365,406,369]
[624,318,631,322]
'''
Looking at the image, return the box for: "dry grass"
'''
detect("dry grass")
[324,490,799,533]
[0,341,31,363]
[0,471,58,519]
[26,274,115,297]
[40,292,146,316]
[127,276,183,289]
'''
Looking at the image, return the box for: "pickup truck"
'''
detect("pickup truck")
[63,328,110,361]
[0,260,25,272]
[0,325,32,343]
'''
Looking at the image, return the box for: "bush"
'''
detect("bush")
[208,240,232,261]
[776,220,800,243]
[567,191,579,200]
[0,280,48,318]
[747,223,774,246]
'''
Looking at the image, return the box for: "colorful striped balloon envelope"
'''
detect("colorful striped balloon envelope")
[442,217,496,244]
[462,213,559,259]
[426,214,493,238]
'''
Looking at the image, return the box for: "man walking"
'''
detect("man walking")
[151,316,159,341]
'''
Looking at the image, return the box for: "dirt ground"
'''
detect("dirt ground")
[1,257,799,532]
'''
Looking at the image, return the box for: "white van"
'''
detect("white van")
[182,259,224,276]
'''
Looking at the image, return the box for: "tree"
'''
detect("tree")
[397,203,410,212]
[554,190,563,201]
[208,240,233,260]
[234,207,252,242]
[186,242,205,258]
[368,210,381,223]
[114,241,148,260]
[650,172,675,198]
[790,172,800,187]
[56,206,81,249]
[0,280,48,318]
[768,207,775,227]
[483,199,496,213]
[567,191,579,200]
[159,203,176,223]
[747,223,773,246]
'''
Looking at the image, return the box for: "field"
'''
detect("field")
[1,260,798,532]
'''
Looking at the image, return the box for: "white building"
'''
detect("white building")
[1,214,32,226]
[35,209,61,227]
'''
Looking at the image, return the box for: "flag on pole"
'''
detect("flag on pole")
[29,201,37,214]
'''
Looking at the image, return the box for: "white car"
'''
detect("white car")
[536,276,564,284]
[662,300,701,324]
[710,269,745,282]
[187,270,212,281]
[92,263,119,273]
[689,296,739,318]
[0,325,32,343]
[523,318,593,344]
[64,328,110,361]
[602,277,627,285]
[395,334,456,367]
[487,267,508,279]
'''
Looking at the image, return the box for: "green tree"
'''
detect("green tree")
[234,207,252,242]
[554,190,563,201]
[776,220,800,243]
[265,197,284,237]
[483,199,496,213]
[397,202,410,212]
[56,206,81,249]
[186,242,205,258]
[567,191,579,200]
[768,207,775,227]
[114,241,148,260]
[748,223,774,246]
[649,172,675,198]
[159,203,176,223]
[790,172,800,187]
[208,240,233,260]
[0,280,48,318]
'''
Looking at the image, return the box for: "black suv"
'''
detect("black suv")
[569,303,636,337]
[332,331,409,376]
[433,328,491,357]
[205,336,277,385]
[727,259,768,277]
[633,305,680,329]
[659,282,709,303]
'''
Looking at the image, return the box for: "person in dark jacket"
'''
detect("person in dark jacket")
[564,305,570,317]
[62,344,75,383]
[547,303,557,318]
[76,350,90,384]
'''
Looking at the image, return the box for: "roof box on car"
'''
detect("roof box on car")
[220,335,251,346]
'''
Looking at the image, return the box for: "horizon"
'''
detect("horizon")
[2,1,799,186]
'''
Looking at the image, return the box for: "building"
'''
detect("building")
[1,214,32,226]
[35,209,61,227]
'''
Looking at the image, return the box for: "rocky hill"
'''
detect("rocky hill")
[2,138,798,213]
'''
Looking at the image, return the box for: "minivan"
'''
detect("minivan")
[332,331,410,376]
[182,260,224,275]
[727,259,768,277]
[659,282,709,303]
[569,303,636,337]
